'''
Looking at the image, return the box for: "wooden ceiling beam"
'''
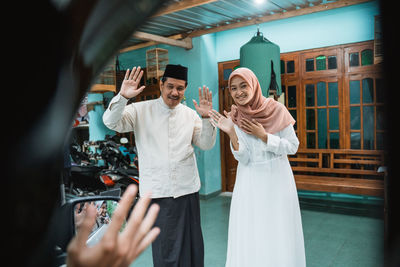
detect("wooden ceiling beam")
[121,32,192,52]
[119,33,185,53]
[152,0,218,17]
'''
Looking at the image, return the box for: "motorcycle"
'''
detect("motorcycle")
[68,142,106,196]
[67,135,139,197]
[98,135,140,195]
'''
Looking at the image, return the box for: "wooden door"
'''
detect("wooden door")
[218,60,240,192]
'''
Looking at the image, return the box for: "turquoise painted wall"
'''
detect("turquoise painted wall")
[87,92,115,141]
[111,1,380,196]
[216,1,380,61]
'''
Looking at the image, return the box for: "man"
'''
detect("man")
[103,64,216,267]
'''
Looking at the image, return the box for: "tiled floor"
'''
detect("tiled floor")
[132,194,383,267]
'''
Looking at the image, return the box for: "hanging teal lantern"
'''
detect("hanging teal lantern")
[240,30,281,96]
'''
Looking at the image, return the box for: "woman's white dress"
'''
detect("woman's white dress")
[225,124,306,267]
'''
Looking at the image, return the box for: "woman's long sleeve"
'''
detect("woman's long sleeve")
[230,126,250,165]
[260,124,299,155]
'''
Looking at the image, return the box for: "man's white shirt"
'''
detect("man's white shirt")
[103,94,216,198]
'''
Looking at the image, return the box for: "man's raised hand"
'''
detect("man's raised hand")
[193,86,212,118]
[120,67,146,99]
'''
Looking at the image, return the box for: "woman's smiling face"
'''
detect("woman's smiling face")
[229,75,254,106]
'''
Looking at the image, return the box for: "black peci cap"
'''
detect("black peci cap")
[162,64,188,81]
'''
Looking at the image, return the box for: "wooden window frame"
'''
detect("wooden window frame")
[281,40,383,151]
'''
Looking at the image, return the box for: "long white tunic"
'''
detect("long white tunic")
[225,124,306,267]
[103,94,216,198]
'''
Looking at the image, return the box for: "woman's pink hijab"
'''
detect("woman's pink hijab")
[228,67,295,134]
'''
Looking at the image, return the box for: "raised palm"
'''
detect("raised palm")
[193,86,213,117]
[120,66,146,99]
[209,110,235,134]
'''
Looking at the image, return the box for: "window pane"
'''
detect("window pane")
[351,132,361,149]
[280,60,285,74]
[363,106,375,150]
[329,108,339,130]
[223,68,233,80]
[317,82,326,106]
[350,106,361,129]
[328,82,338,106]
[328,56,337,69]
[307,132,316,148]
[289,110,297,130]
[288,85,296,108]
[362,78,374,103]
[306,58,314,72]
[287,60,295,73]
[318,109,327,149]
[350,52,359,67]
[361,49,373,66]
[306,109,315,130]
[330,132,340,149]
[306,84,315,106]
[316,55,326,70]
[349,80,360,104]
[376,78,384,103]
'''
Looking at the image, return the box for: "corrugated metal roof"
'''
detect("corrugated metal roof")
[120,0,365,51]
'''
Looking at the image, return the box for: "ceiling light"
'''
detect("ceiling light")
[254,0,265,4]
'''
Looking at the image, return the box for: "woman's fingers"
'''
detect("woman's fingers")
[223,110,230,118]
[208,110,222,123]
[123,191,152,239]
[132,227,161,260]
[129,203,160,258]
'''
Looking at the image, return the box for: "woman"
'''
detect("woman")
[209,67,306,267]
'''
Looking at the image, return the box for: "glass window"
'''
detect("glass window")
[223,68,233,81]
[307,132,316,148]
[328,56,337,69]
[350,52,359,67]
[329,108,339,130]
[316,55,326,71]
[351,132,361,149]
[317,82,326,106]
[330,132,340,149]
[306,58,314,72]
[363,106,375,150]
[328,82,338,106]
[361,49,373,66]
[350,106,361,130]
[306,84,315,106]
[362,78,374,103]
[287,60,295,73]
[306,109,315,130]
[280,60,285,74]
[318,109,327,149]
[289,110,297,130]
[349,80,360,104]
[288,85,296,108]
